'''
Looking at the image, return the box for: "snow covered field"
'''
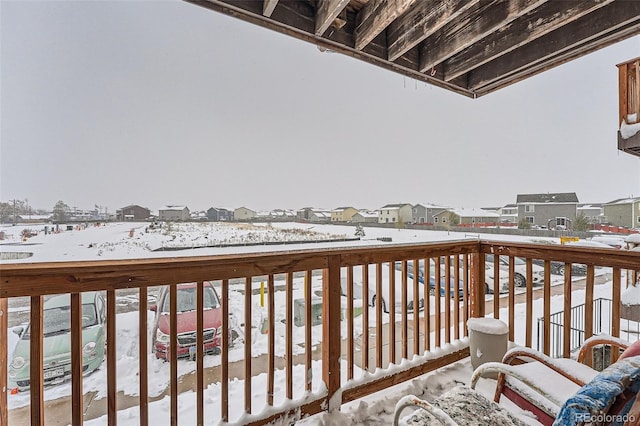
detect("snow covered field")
[1,221,635,425]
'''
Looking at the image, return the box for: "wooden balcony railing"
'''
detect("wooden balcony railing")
[1,240,639,425]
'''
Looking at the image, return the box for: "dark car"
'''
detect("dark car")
[531,259,587,276]
[151,282,223,360]
[394,260,465,298]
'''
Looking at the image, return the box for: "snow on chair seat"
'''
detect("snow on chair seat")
[393,386,528,426]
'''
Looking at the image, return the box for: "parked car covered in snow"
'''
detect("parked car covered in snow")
[8,291,106,391]
[151,282,225,360]
[485,255,544,287]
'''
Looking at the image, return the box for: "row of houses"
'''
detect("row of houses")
[114,193,640,230]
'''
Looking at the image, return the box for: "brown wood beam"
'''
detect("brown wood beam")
[354,0,417,51]
[469,1,640,92]
[387,0,478,62]
[315,0,350,36]
[263,0,279,17]
[419,0,547,73]
[444,0,614,82]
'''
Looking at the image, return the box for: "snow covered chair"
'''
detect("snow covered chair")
[470,335,638,425]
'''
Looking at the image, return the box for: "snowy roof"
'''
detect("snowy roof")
[413,203,450,209]
[354,211,378,218]
[516,193,579,204]
[160,205,188,211]
[436,208,500,218]
[604,197,640,205]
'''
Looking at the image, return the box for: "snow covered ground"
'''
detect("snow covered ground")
[2,221,635,425]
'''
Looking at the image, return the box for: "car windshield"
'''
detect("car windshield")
[24,303,98,338]
[161,286,220,313]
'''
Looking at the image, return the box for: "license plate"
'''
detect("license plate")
[189,346,197,357]
[44,367,65,380]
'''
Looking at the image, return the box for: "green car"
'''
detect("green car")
[8,291,107,391]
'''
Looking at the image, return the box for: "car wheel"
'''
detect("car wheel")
[557,264,565,276]
[514,274,526,287]
[485,283,491,294]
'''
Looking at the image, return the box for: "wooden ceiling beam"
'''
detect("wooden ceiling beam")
[315,0,351,36]
[469,1,640,93]
[263,0,279,17]
[443,0,614,82]
[419,0,547,73]
[354,0,417,51]
[387,0,478,62]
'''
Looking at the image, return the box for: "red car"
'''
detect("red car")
[151,282,223,360]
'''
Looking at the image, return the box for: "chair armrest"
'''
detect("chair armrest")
[393,395,457,426]
[470,362,567,408]
[576,334,629,364]
[501,347,586,386]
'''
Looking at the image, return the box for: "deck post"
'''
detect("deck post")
[469,248,485,318]
[323,255,342,411]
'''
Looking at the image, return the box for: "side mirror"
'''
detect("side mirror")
[149,304,157,312]
[12,326,24,337]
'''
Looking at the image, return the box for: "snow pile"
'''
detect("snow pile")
[620,119,640,139]
[622,284,640,306]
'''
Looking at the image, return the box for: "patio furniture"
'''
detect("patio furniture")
[470,335,638,425]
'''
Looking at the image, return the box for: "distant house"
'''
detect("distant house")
[269,209,297,220]
[116,205,151,222]
[158,205,190,221]
[516,193,579,229]
[378,204,412,224]
[433,208,500,226]
[207,207,233,221]
[309,210,331,223]
[331,207,359,222]
[603,197,640,228]
[577,204,606,224]
[234,207,256,221]
[412,203,449,224]
[499,204,518,224]
[351,211,378,223]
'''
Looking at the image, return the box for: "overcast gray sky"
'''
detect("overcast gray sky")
[2,1,639,213]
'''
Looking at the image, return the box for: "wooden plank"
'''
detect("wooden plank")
[244,397,327,426]
[267,274,275,406]
[322,255,342,410]
[387,0,478,61]
[315,0,350,36]
[525,259,533,348]
[139,286,148,426]
[445,0,613,81]
[286,273,294,397]
[508,256,515,342]
[636,60,640,121]
[401,260,408,360]
[419,0,546,72]
[169,285,177,426]
[342,348,470,402]
[467,0,638,90]
[71,292,83,426]
[348,266,355,380]
[584,266,595,367]
[376,262,382,369]
[30,296,44,426]
[494,254,500,319]
[444,256,451,344]
[424,258,431,352]
[543,260,551,356]
[388,261,396,365]
[263,0,279,17]
[196,281,204,425]
[244,277,253,411]
[453,255,460,340]
[354,0,417,51]
[563,268,571,358]
[619,60,629,126]
[469,251,485,318]
[413,259,420,355]
[305,270,313,389]
[361,265,369,372]
[0,297,7,426]
[434,258,441,347]
[463,255,469,335]
[612,267,622,364]
[106,290,118,425]
[221,279,229,421]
